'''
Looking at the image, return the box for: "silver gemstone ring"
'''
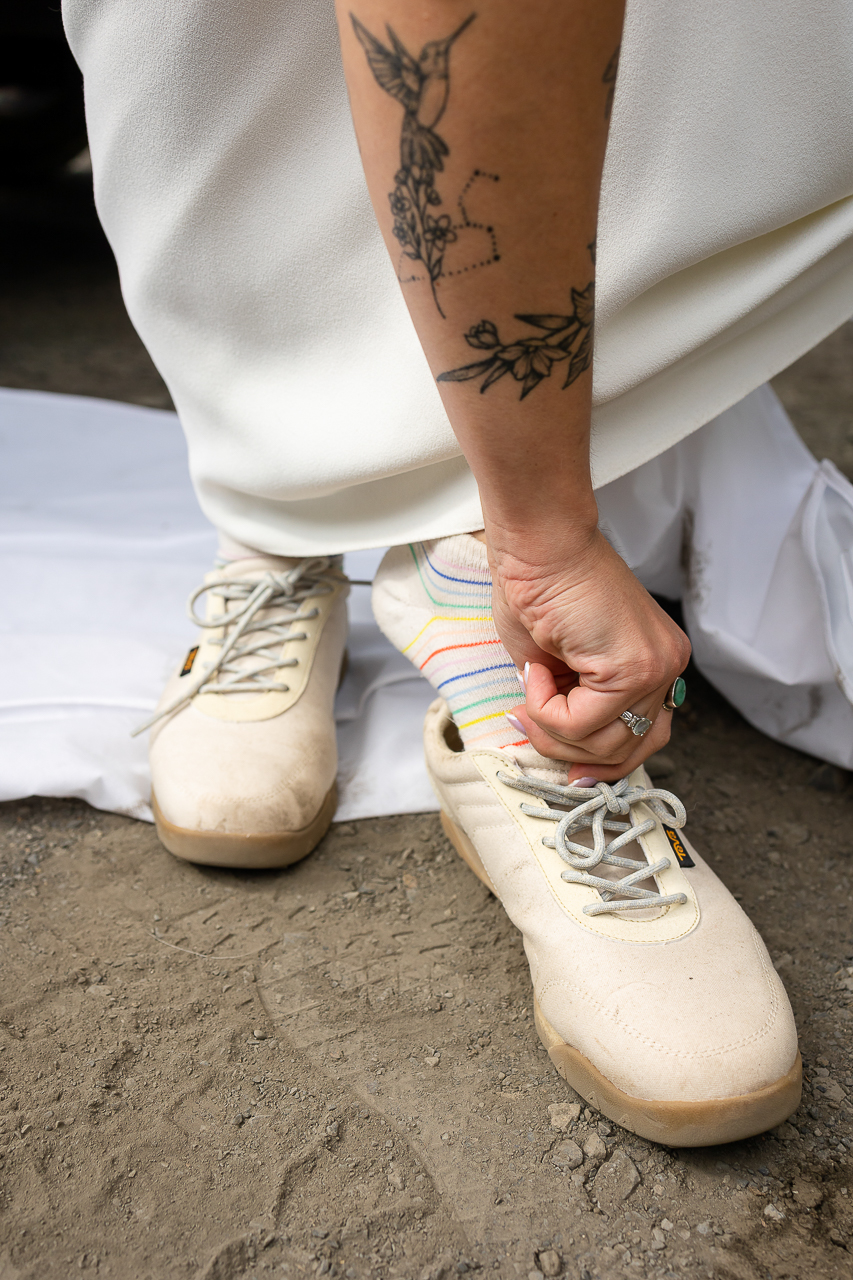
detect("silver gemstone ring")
[619,709,653,737]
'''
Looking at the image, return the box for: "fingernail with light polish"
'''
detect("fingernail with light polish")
[574,776,599,789]
[505,714,526,735]
[516,668,526,689]
[523,662,530,687]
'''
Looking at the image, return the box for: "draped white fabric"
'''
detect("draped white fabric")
[0,390,436,821]
[2,385,851,825]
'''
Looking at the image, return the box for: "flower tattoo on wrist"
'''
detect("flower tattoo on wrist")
[437,282,594,400]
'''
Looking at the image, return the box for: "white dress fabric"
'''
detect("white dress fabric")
[62,0,853,554]
[3,385,852,826]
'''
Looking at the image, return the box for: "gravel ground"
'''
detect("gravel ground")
[1,167,852,1280]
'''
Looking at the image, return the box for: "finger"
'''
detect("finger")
[521,663,672,751]
[504,701,671,768]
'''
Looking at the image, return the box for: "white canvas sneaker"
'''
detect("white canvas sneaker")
[141,555,348,869]
[424,698,802,1147]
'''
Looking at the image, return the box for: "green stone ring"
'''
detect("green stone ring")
[663,676,687,711]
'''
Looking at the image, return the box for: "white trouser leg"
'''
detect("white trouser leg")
[598,384,853,769]
[61,0,475,555]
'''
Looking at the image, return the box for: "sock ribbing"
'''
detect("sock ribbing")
[372,536,529,751]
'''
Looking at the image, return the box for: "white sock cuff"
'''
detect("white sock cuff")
[420,533,490,579]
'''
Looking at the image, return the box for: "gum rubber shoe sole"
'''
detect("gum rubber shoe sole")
[440,810,803,1148]
[152,783,338,870]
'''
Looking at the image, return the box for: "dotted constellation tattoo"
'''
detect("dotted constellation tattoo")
[397,169,501,285]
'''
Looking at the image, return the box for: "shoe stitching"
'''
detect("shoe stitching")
[537,932,782,1062]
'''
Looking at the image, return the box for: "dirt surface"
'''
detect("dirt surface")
[2,168,853,1280]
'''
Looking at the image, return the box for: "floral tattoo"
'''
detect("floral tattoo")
[351,12,476,316]
[437,282,594,400]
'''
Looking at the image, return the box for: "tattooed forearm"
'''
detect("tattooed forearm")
[603,45,619,119]
[351,12,475,316]
[437,282,594,400]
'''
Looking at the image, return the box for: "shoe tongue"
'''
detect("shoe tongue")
[502,743,571,787]
[210,554,313,582]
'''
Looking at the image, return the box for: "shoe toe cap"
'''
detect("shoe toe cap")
[536,925,798,1105]
[151,708,336,836]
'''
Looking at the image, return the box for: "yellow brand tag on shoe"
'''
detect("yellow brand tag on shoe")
[663,826,694,868]
[180,646,199,677]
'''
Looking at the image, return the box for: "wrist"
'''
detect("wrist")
[482,499,600,568]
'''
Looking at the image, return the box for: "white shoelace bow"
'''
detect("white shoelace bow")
[133,557,340,736]
[496,771,689,916]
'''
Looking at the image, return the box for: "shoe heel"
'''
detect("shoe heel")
[440,811,498,896]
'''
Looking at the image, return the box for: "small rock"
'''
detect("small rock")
[696,1221,711,1235]
[775,822,810,846]
[325,1121,339,1137]
[312,1229,329,1239]
[548,1102,581,1130]
[527,1272,545,1280]
[774,1121,798,1141]
[660,1219,674,1230]
[808,763,845,792]
[818,1079,847,1104]
[551,1140,583,1170]
[425,1055,441,1068]
[581,1133,607,1162]
[537,1250,562,1277]
[252,1029,268,1040]
[829,1227,848,1247]
[593,1150,640,1212]
[650,1227,666,1250]
[792,1179,823,1209]
[773,953,794,973]
[419,1261,454,1280]
[764,1204,785,1222]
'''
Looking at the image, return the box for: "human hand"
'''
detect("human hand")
[487,526,691,781]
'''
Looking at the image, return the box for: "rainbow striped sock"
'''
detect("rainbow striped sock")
[372,535,529,750]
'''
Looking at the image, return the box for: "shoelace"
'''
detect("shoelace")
[133,557,340,736]
[496,770,689,916]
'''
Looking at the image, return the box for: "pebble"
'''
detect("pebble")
[651,1227,666,1250]
[660,1219,674,1231]
[425,1055,441,1068]
[808,763,844,791]
[792,1178,823,1209]
[551,1140,583,1170]
[764,1204,785,1222]
[548,1102,581,1130]
[582,1133,607,1162]
[537,1250,562,1277]
[592,1151,640,1212]
[816,1078,846,1103]
[252,1029,268,1040]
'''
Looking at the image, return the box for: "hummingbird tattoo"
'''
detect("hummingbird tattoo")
[351,12,476,314]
